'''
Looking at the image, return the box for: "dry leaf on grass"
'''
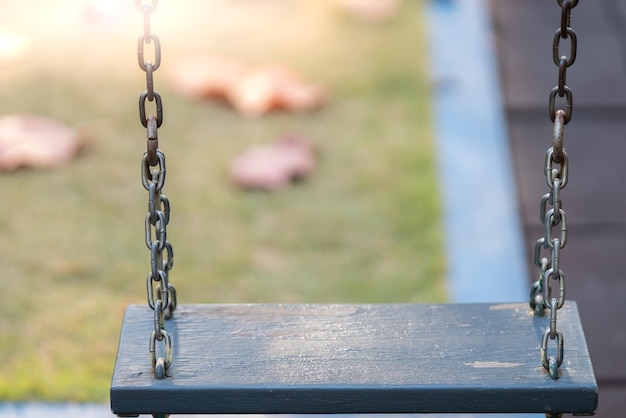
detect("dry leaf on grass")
[228,65,327,116]
[230,135,316,191]
[168,56,327,116]
[167,55,246,101]
[0,115,85,171]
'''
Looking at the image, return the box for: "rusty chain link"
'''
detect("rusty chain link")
[136,0,176,380]
[530,0,577,383]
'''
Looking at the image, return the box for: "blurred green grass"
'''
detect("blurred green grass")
[0,0,445,401]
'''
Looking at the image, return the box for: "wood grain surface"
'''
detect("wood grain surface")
[111,303,597,415]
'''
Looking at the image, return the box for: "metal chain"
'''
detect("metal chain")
[530,0,577,383]
[136,0,177,380]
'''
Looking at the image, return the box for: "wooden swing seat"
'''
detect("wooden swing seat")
[110,302,597,416]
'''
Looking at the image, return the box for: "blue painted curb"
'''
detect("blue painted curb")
[426,0,529,304]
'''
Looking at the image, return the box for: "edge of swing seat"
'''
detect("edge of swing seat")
[110,302,597,416]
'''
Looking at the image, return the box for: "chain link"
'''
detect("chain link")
[136,1,176,379]
[530,0,577,384]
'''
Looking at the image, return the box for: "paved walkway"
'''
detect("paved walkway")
[490,0,626,415]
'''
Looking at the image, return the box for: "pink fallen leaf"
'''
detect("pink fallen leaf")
[0,115,85,171]
[168,55,246,101]
[227,65,328,116]
[230,135,316,191]
[167,56,327,116]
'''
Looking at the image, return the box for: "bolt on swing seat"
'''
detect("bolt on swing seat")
[111,302,597,416]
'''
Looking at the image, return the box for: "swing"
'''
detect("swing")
[111,1,597,416]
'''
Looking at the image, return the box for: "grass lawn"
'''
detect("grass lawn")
[0,0,445,401]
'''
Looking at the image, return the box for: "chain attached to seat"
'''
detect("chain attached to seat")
[136,0,177,380]
[530,0,578,383]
